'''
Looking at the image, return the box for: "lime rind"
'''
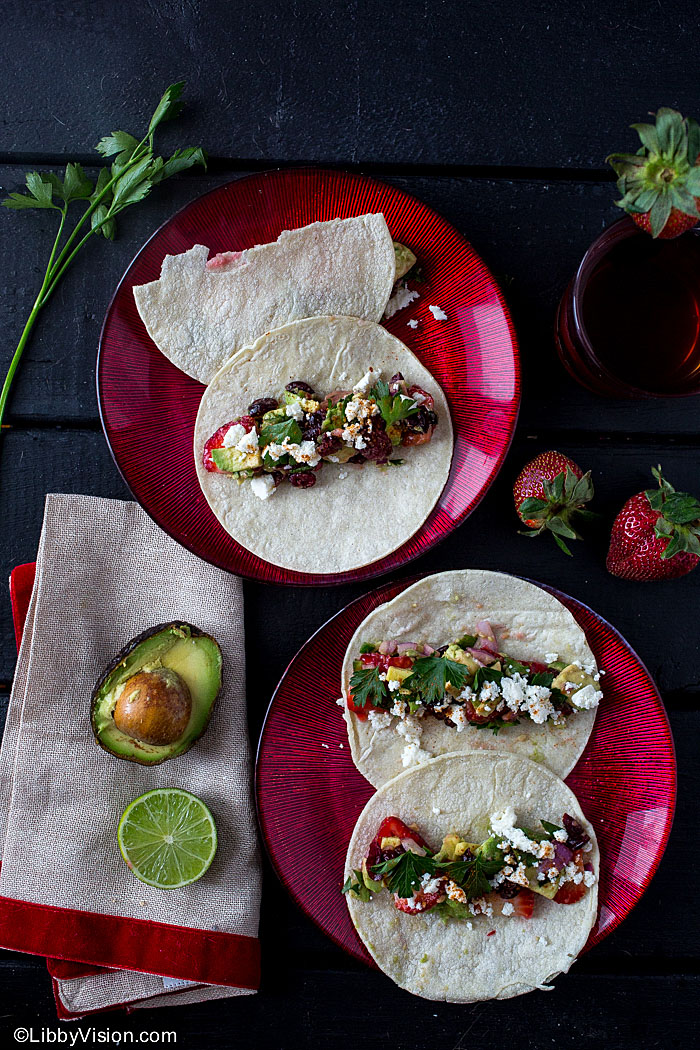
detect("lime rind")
[117,788,218,889]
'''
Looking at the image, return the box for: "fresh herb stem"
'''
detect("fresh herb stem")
[0,82,206,436]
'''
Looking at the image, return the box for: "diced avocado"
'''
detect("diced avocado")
[283,391,304,406]
[361,859,383,891]
[393,241,417,281]
[91,623,223,766]
[527,867,560,899]
[434,834,480,863]
[380,836,401,851]
[551,664,597,705]
[387,423,402,446]
[444,644,480,674]
[386,665,412,683]
[261,406,287,426]
[211,446,263,472]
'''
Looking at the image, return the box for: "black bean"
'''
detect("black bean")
[389,372,405,394]
[285,381,315,396]
[288,471,317,489]
[248,397,279,417]
[316,434,342,457]
[497,881,521,899]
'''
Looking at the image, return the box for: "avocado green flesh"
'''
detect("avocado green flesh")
[93,627,222,764]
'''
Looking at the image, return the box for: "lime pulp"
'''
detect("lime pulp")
[117,788,217,889]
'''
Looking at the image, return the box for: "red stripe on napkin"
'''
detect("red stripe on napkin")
[0,895,261,989]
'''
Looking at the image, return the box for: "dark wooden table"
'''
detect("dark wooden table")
[1,2,697,1046]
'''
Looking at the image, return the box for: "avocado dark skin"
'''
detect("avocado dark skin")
[91,622,223,766]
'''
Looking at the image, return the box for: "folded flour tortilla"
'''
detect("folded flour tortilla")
[193,315,453,574]
[342,570,599,783]
[133,214,396,383]
[345,751,599,1002]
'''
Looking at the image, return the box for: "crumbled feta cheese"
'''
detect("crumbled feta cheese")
[420,873,444,895]
[345,396,379,422]
[519,684,555,724]
[428,305,447,320]
[448,704,468,731]
[468,897,493,917]
[387,679,401,692]
[553,829,569,843]
[250,475,276,501]
[583,870,596,887]
[445,880,467,903]
[367,709,393,731]
[236,427,259,454]
[490,806,555,860]
[264,438,320,466]
[384,285,420,319]
[390,699,408,718]
[407,319,419,329]
[396,715,430,767]
[222,423,246,447]
[570,683,603,710]
[338,471,348,480]
[500,672,527,712]
[353,370,378,394]
[544,652,559,663]
[285,400,304,421]
[501,902,514,916]
[583,841,593,853]
[537,935,549,946]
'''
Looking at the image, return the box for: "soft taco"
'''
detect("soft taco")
[193,315,453,574]
[342,570,603,783]
[344,751,599,1002]
[133,213,398,383]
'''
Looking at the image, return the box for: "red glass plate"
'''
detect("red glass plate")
[97,168,519,584]
[256,575,675,964]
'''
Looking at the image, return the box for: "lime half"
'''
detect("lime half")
[117,788,217,889]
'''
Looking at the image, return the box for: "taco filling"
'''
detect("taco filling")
[343,808,596,922]
[202,370,438,497]
[348,621,603,754]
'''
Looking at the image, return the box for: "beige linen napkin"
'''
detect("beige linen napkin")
[0,495,261,1016]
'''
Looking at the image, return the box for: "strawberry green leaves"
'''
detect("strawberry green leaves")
[0,82,206,438]
[514,452,596,556]
[607,107,700,238]
[645,466,700,560]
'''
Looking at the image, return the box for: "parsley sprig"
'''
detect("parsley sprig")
[403,655,469,705]
[348,666,388,709]
[371,851,436,898]
[369,380,420,427]
[0,82,206,437]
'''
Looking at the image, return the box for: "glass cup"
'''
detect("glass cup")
[555,217,700,398]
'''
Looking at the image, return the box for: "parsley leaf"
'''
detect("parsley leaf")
[403,656,469,705]
[530,671,555,688]
[359,643,378,654]
[472,665,503,691]
[369,381,420,428]
[348,666,387,709]
[372,851,435,898]
[259,417,302,447]
[473,718,520,735]
[456,634,477,648]
[540,820,562,837]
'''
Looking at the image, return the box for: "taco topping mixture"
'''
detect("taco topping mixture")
[348,621,603,754]
[202,370,438,498]
[343,809,595,921]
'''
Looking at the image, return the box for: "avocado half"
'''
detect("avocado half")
[91,622,223,765]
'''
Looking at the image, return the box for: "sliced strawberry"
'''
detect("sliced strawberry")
[202,415,257,473]
[509,888,535,919]
[393,886,445,914]
[407,385,435,410]
[373,816,429,852]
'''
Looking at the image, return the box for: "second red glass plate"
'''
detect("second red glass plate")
[97,168,519,585]
[256,576,675,964]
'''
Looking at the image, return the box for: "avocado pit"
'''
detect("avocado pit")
[113,667,192,746]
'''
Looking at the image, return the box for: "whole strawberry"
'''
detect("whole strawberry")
[607,467,700,581]
[513,451,595,555]
[607,107,700,238]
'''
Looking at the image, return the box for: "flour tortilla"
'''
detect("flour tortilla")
[133,213,396,383]
[342,570,599,783]
[346,751,599,1002]
[193,315,453,574]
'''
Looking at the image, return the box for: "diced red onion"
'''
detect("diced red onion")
[538,842,573,877]
[467,648,496,665]
[396,642,417,655]
[421,644,435,655]
[476,619,497,643]
[378,640,398,656]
